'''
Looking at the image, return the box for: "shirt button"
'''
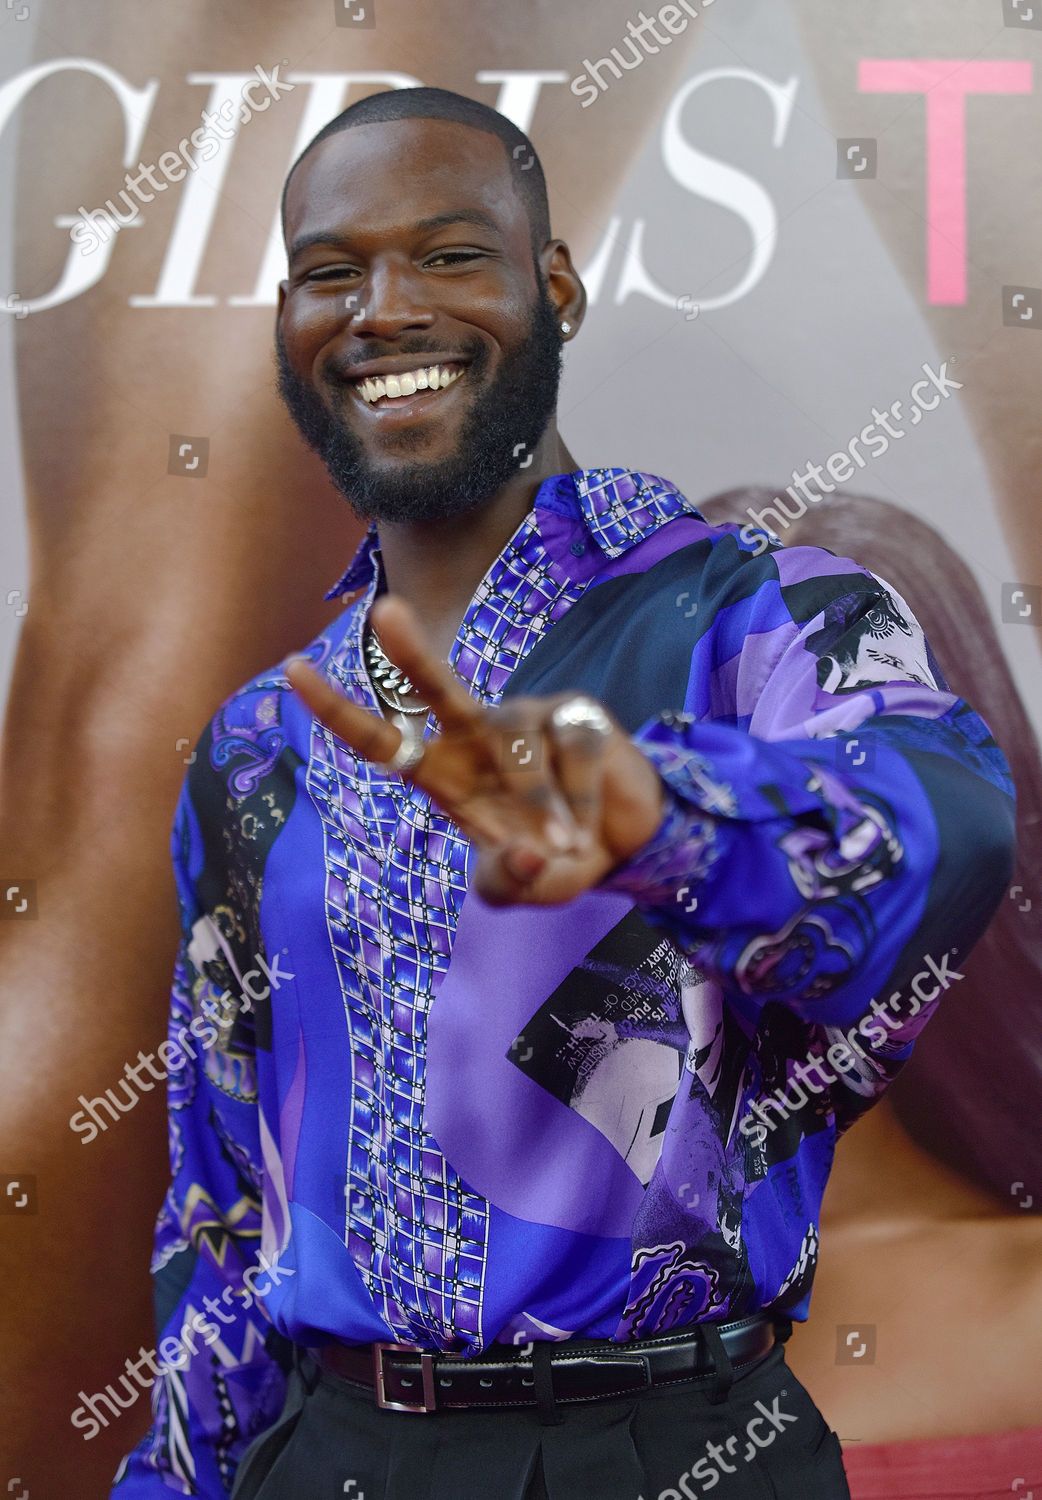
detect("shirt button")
[570,541,586,556]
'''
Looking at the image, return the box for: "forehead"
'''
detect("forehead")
[284,116,531,250]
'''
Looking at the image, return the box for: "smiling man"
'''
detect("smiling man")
[112,88,1014,1500]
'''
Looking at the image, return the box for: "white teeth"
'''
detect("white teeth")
[356,363,463,403]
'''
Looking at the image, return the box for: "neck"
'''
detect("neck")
[372,427,579,660]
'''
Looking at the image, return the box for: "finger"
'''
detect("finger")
[546,709,611,848]
[285,656,401,764]
[287,657,517,846]
[491,710,583,854]
[470,840,551,907]
[445,800,517,850]
[471,836,611,907]
[370,596,484,733]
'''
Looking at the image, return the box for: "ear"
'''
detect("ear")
[276,281,287,316]
[538,239,586,340]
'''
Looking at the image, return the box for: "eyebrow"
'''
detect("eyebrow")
[288,209,503,262]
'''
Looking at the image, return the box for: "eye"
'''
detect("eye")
[424,250,484,268]
[863,605,894,637]
[304,265,358,282]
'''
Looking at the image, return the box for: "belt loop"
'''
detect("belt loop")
[293,1345,322,1396]
[699,1323,734,1405]
[531,1341,563,1426]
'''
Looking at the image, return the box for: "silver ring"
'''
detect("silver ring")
[387,729,426,776]
[549,695,613,738]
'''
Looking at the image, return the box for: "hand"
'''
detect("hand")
[285,596,666,905]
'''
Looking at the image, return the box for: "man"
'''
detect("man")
[112,88,1014,1498]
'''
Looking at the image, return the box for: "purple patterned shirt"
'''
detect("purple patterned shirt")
[113,467,1014,1495]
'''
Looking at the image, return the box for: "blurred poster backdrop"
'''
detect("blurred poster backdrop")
[2,0,1040,1492]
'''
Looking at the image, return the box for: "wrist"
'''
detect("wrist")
[597,732,725,906]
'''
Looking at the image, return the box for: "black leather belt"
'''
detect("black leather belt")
[307,1312,779,1414]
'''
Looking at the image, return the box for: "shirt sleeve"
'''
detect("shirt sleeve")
[598,552,1015,1097]
[111,790,289,1497]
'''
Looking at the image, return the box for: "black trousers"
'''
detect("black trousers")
[230,1338,851,1499]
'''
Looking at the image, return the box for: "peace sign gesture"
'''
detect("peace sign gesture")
[285,596,666,906]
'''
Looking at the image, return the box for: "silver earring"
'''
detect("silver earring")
[560,320,571,335]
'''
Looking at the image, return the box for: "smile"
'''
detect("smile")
[352,361,466,408]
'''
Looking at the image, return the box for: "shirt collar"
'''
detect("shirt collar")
[322,467,703,600]
[324,522,381,601]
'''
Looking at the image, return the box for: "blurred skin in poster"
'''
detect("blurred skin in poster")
[1,2,1039,1492]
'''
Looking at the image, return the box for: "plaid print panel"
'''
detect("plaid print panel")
[307,504,591,1346]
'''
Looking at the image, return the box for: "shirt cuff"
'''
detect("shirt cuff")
[597,724,726,910]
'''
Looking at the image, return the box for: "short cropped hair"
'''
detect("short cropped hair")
[280,85,552,256]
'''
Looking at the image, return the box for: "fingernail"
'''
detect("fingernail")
[509,846,547,881]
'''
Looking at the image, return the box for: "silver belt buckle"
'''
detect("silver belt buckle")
[373,1341,437,1413]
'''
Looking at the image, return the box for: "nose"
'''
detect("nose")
[347,257,436,341]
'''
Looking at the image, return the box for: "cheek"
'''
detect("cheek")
[442,276,532,347]
[280,295,346,363]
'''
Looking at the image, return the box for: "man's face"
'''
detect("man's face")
[277,118,565,524]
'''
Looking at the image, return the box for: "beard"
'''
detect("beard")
[275,279,564,524]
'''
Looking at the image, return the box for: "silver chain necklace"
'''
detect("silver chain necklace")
[363,624,431,715]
